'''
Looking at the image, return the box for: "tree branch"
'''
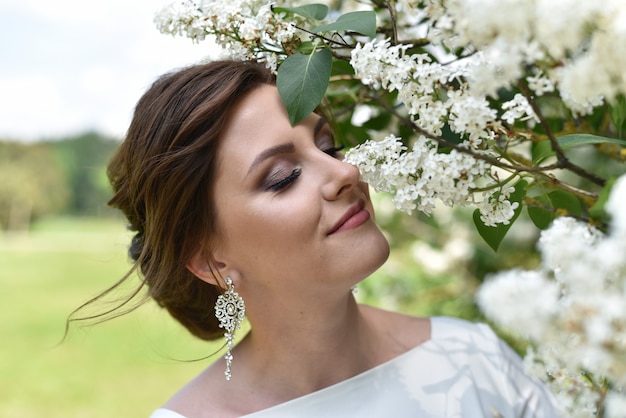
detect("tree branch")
[365,91,599,203]
[518,81,607,187]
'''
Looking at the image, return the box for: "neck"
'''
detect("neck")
[236,292,380,397]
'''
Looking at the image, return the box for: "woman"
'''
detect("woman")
[89,60,559,417]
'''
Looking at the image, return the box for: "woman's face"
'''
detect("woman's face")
[211,85,389,300]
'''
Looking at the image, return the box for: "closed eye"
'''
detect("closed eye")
[267,168,302,192]
[323,145,345,158]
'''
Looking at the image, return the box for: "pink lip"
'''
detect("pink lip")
[328,200,370,235]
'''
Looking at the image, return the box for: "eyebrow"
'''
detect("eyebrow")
[314,117,329,137]
[247,142,296,176]
[246,117,329,176]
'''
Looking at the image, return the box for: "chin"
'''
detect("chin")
[359,229,391,279]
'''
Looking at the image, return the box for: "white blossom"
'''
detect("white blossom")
[477,173,626,417]
[605,392,626,418]
[501,94,539,126]
[477,269,559,340]
[605,171,626,238]
[447,90,497,145]
[345,135,514,225]
[475,187,520,227]
[350,39,417,91]
[422,0,626,114]
[155,0,302,71]
[526,71,554,96]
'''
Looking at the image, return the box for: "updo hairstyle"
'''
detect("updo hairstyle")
[84,60,275,340]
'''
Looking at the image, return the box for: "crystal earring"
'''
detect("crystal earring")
[214,277,245,380]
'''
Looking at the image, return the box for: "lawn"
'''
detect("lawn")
[0,217,222,417]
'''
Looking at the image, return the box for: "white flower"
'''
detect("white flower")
[476,187,520,227]
[501,94,539,126]
[345,135,515,223]
[526,71,554,96]
[605,392,626,418]
[154,0,302,70]
[478,174,626,414]
[605,173,626,238]
[350,39,415,90]
[477,269,559,340]
[557,65,606,116]
[447,91,497,145]
[538,217,603,278]
[466,41,525,98]
[423,0,625,114]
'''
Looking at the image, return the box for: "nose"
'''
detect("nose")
[320,154,361,201]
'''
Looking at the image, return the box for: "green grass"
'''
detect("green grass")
[0,217,222,417]
[0,215,486,417]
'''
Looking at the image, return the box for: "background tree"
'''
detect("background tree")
[0,141,70,231]
[49,132,119,216]
[0,132,119,231]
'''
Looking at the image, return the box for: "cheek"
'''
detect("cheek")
[359,182,376,215]
[221,194,321,257]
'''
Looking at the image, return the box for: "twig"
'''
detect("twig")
[384,0,398,45]
[292,24,353,48]
[366,92,599,203]
[518,81,607,187]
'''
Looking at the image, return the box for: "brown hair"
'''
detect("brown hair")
[70,60,275,340]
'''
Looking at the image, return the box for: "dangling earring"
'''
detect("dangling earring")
[214,277,245,380]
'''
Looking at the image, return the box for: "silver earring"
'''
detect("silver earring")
[214,277,245,380]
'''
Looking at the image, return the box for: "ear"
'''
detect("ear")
[186,248,228,286]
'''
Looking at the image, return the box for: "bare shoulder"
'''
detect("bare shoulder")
[360,305,431,351]
[160,360,240,418]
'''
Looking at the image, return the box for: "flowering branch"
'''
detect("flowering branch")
[154,2,626,414]
[365,89,600,205]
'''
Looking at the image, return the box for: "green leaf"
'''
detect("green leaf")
[532,134,626,165]
[548,190,581,216]
[589,177,617,222]
[527,194,553,230]
[312,11,377,38]
[331,59,355,76]
[558,133,626,148]
[277,49,333,126]
[531,140,553,165]
[527,190,581,230]
[273,4,328,20]
[473,180,527,252]
[297,41,316,54]
[362,112,393,131]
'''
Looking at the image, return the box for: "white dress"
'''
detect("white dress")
[150,317,560,417]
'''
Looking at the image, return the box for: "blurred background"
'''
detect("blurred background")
[1,1,222,416]
[0,1,538,416]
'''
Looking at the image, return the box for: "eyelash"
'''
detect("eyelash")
[268,168,302,192]
[267,144,345,192]
[323,144,345,157]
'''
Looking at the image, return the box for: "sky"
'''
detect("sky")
[0,0,219,141]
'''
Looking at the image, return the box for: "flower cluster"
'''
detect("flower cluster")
[154,0,302,70]
[477,174,626,418]
[349,39,535,225]
[424,0,626,114]
[344,134,519,226]
[347,0,625,222]
[350,39,502,143]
